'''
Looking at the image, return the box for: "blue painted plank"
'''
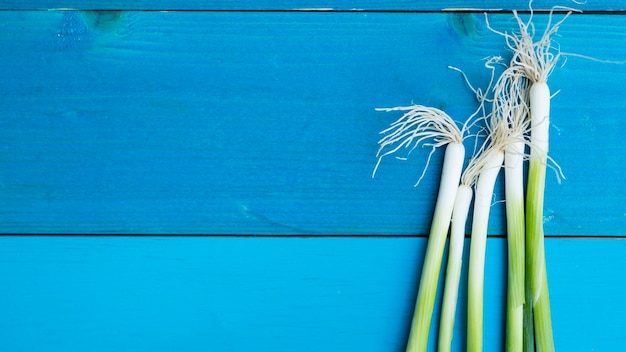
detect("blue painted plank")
[1,1,625,11]
[0,236,624,351]
[0,11,624,235]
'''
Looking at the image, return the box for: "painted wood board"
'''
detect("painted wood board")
[0,236,624,351]
[1,1,625,11]
[1,10,624,235]
[0,5,624,352]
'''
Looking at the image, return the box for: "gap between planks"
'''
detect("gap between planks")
[0,234,623,239]
[0,8,625,14]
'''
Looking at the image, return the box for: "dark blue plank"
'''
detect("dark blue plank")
[1,1,625,11]
[0,11,624,235]
[0,236,624,351]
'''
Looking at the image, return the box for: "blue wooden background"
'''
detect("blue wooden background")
[0,1,625,351]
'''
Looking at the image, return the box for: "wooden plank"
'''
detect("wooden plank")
[0,11,624,235]
[0,236,624,351]
[1,1,625,11]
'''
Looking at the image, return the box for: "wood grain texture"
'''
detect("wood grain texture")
[1,10,624,235]
[1,0,625,11]
[0,11,626,235]
[0,236,624,351]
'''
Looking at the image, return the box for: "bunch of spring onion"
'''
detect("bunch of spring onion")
[373,7,571,352]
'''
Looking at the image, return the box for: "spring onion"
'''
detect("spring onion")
[437,183,472,352]
[374,105,466,352]
[492,67,531,352]
[466,142,504,352]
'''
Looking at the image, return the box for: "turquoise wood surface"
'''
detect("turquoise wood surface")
[0,10,624,235]
[0,2,625,352]
[1,236,625,351]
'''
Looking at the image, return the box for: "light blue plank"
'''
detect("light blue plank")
[0,11,624,235]
[0,236,624,351]
[0,1,625,11]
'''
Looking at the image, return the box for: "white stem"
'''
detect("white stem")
[527,81,555,352]
[505,141,526,352]
[406,142,465,352]
[467,150,504,352]
[505,142,525,200]
[437,143,467,223]
[438,184,473,352]
[529,82,550,157]
[528,81,550,302]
